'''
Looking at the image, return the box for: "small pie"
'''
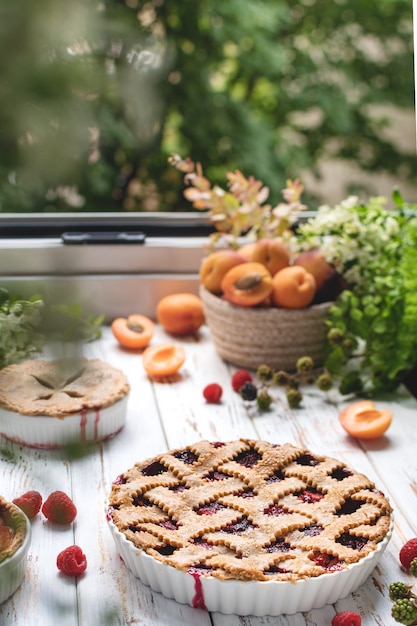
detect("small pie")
[108,439,392,584]
[0,496,27,564]
[0,358,130,417]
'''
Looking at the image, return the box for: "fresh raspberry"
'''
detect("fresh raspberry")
[399,538,417,570]
[203,383,223,403]
[42,491,77,524]
[56,545,87,576]
[331,612,362,626]
[13,490,43,520]
[231,369,253,392]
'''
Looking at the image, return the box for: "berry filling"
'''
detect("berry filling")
[174,450,199,465]
[336,498,365,515]
[234,448,262,468]
[193,537,213,550]
[211,441,225,448]
[265,538,291,553]
[336,532,369,550]
[221,516,254,534]
[303,523,324,537]
[196,501,226,515]
[310,551,344,571]
[159,519,178,530]
[141,461,168,476]
[331,467,354,481]
[297,488,324,503]
[295,453,319,466]
[169,483,186,492]
[204,470,228,481]
[265,470,285,483]
[264,503,288,516]
[132,494,153,507]
[263,564,291,575]
[112,475,127,485]
[235,488,256,498]
[154,544,177,556]
[188,563,213,576]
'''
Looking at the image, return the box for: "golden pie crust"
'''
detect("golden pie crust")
[0,358,130,417]
[0,496,27,563]
[108,439,392,582]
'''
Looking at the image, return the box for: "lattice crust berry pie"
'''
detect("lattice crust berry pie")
[0,358,130,417]
[108,439,392,583]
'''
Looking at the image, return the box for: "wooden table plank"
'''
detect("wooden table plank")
[1,324,416,625]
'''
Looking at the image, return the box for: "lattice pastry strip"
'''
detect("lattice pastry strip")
[108,439,392,582]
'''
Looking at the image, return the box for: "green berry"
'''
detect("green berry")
[342,337,355,354]
[411,558,417,577]
[256,389,273,411]
[327,328,344,344]
[391,598,417,625]
[256,364,273,382]
[273,370,291,386]
[296,356,314,373]
[316,372,333,391]
[389,582,413,601]
[286,388,302,408]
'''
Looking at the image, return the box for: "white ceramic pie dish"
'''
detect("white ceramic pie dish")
[106,514,393,616]
[0,395,128,449]
[0,504,31,605]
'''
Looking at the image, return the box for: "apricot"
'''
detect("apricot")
[156,293,205,335]
[142,343,186,377]
[111,314,155,349]
[338,400,392,439]
[246,238,290,276]
[200,250,247,294]
[221,262,273,307]
[271,265,316,309]
[238,242,258,261]
[294,248,344,303]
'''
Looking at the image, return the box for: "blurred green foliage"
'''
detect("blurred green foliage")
[0,0,415,213]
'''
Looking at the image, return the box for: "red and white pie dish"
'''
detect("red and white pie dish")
[0,358,130,449]
[0,498,31,604]
[106,439,393,616]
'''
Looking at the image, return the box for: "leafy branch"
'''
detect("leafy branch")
[169,153,306,246]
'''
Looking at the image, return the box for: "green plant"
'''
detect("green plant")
[0,289,104,369]
[169,153,305,246]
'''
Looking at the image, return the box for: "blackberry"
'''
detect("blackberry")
[256,389,272,411]
[391,598,417,625]
[317,372,333,391]
[286,388,302,408]
[296,356,314,373]
[389,582,413,601]
[256,364,273,382]
[240,382,258,401]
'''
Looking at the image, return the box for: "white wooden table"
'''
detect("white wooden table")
[1,324,416,626]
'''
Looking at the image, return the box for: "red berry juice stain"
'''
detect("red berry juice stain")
[80,408,87,441]
[188,567,208,610]
[94,409,100,439]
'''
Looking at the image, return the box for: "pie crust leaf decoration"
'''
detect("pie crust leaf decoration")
[0,358,130,417]
[108,439,392,582]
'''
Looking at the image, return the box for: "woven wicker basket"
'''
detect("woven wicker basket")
[200,285,333,371]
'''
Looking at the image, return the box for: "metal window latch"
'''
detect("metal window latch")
[61,232,146,245]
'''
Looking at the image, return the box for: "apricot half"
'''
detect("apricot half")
[200,250,247,294]
[156,293,205,335]
[271,265,316,309]
[338,400,393,439]
[142,343,186,377]
[221,262,273,307]
[111,314,155,349]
